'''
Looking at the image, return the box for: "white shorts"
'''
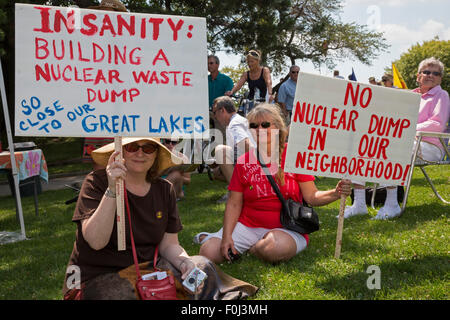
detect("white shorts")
[202,222,308,254]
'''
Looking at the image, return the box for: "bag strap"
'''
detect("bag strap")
[256,150,289,211]
[123,183,159,280]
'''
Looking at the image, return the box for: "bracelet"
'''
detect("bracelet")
[104,188,116,198]
[179,259,188,270]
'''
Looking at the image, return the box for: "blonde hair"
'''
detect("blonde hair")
[247,103,288,185]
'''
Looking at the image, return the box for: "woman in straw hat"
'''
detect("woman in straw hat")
[63,138,258,300]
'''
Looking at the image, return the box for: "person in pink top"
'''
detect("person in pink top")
[194,104,352,264]
[344,57,449,220]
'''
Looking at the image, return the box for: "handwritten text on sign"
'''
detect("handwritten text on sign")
[15,4,208,137]
[284,73,421,186]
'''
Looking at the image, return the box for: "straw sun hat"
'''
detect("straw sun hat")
[91,137,183,176]
[88,0,128,12]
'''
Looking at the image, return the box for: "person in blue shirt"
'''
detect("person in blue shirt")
[277,65,300,125]
[208,55,234,133]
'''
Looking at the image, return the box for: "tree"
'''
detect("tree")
[392,38,450,93]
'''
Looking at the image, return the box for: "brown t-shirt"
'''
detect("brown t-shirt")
[65,170,182,290]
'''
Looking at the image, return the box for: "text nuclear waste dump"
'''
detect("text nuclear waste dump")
[32,7,195,103]
[292,83,412,185]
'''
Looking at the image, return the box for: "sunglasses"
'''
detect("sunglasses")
[249,121,271,129]
[248,51,260,58]
[164,140,178,145]
[124,142,158,154]
[291,71,299,74]
[420,70,442,76]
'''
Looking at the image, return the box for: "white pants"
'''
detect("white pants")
[203,222,308,255]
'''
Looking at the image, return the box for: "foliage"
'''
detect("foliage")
[0,166,449,299]
[392,38,450,93]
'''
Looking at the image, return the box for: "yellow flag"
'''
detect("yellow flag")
[392,63,408,89]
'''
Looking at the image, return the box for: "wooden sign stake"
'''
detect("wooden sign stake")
[334,195,347,259]
[115,137,126,251]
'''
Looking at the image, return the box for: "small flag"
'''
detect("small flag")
[392,63,408,89]
[349,68,357,81]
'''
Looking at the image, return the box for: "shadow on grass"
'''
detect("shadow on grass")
[314,254,448,299]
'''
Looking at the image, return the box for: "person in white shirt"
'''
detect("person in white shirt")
[212,96,256,185]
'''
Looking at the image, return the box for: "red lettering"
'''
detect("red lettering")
[117,15,135,36]
[33,7,53,33]
[99,14,116,36]
[152,49,170,66]
[78,42,89,62]
[93,43,104,62]
[129,48,142,65]
[81,14,98,36]
[35,37,49,59]
[52,40,65,60]
[167,18,184,41]
[295,151,306,168]
[35,63,51,82]
[360,87,372,108]
[94,70,107,85]
[149,18,164,40]
[182,72,192,86]
[54,9,75,34]
[344,82,359,106]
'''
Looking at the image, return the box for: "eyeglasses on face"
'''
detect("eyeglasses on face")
[163,140,178,145]
[291,71,299,74]
[249,121,271,129]
[421,70,442,76]
[248,51,260,58]
[124,142,158,154]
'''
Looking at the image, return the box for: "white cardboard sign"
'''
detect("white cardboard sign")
[285,73,421,186]
[14,4,208,138]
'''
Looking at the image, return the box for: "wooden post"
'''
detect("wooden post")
[115,137,126,251]
[334,195,347,259]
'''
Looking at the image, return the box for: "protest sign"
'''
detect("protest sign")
[285,73,421,186]
[14,4,208,138]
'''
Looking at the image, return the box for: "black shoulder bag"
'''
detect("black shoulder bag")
[257,151,320,234]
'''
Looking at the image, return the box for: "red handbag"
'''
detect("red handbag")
[124,185,178,300]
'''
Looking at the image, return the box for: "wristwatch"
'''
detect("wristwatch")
[104,188,116,198]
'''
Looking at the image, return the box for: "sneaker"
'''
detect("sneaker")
[372,204,401,220]
[216,193,229,204]
[337,205,368,219]
[193,232,210,245]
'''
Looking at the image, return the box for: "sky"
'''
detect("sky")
[215,0,450,85]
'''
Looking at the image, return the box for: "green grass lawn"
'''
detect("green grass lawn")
[0,165,448,300]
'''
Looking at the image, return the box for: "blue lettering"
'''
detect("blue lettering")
[27,118,40,127]
[82,115,98,133]
[67,111,76,121]
[30,96,40,110]
[129,115,139,131]
[51,119,62,130]
[44,106,55,117]
[74,106,84,116]
[53,100,63,112]
[37,112,46,121]
[111,115,119,133]
[159,117,169,133]
[19,121,29,131]
[21,100,32,116]
[149,116,159,133]
[195,116,205,133]
[121,116,130,132]
[183,117,193,134]
[170,115,181,133]
[99,115,111,132]
[38,123,50,133]
[81,104,95,113]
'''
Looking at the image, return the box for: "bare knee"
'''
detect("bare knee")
[251,232,296,263]
[199,238,224,264]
